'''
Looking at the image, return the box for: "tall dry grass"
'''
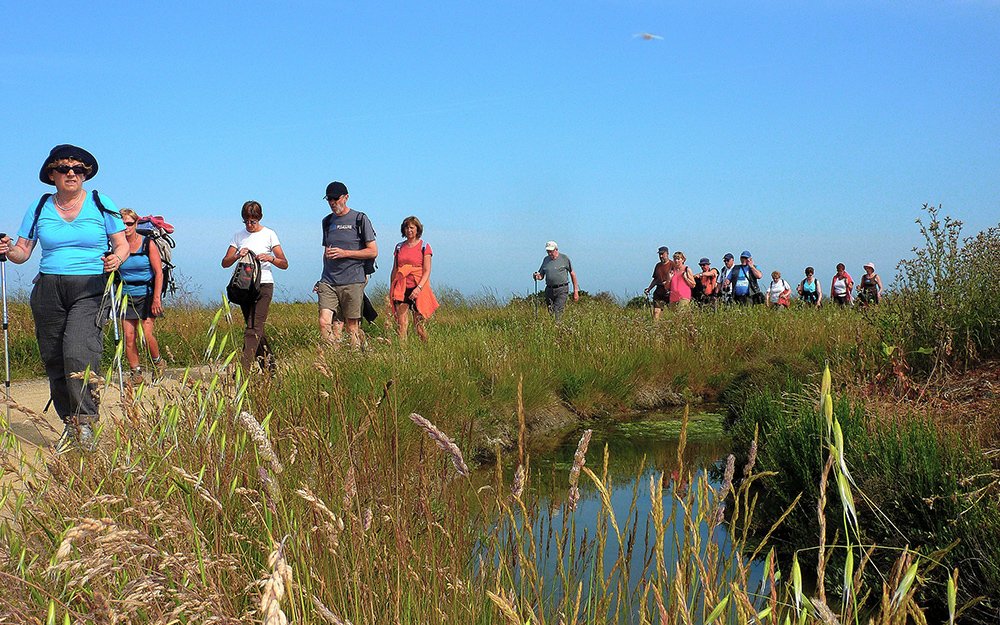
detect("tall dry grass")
[0,328,967,625]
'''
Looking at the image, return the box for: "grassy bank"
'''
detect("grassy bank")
[0,359,967,623]
[3,295,871,445]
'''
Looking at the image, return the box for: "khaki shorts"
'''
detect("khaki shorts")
[315,281,364,321]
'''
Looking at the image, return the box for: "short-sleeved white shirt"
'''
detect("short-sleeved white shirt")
[229,227,281,284]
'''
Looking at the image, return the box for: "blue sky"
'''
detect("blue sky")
[2,1,998,302]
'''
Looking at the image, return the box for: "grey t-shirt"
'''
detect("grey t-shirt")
[320,209,377,286]
[538,254,573,287]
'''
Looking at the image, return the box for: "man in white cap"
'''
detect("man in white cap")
[533,241,579,320]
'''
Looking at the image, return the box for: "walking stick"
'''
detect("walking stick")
[0,234,11,422]
[533,278,539,318]
[103,253,125,399]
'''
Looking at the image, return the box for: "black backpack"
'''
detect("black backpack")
[226,252,262,306]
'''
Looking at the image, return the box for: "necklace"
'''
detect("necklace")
[53,192,84,212]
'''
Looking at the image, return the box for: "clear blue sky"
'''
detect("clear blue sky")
[2,1,998,302]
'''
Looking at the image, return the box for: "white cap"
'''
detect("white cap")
[864,262,875,270]
[545,240,558,251]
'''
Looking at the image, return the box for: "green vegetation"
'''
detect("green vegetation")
[875,204,1000,374]
[1,207,998,622]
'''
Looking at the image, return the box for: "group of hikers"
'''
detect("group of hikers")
[0,144,439,451]
[0,143,888,452]
[533,245,884,321]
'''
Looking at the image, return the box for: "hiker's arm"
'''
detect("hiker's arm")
[875,275,883,293]
[104,231,130,274]
[644,276,656,294]
[570,270,579,301]
[148,243,164,315]
[0,235,35,264]
[221,245,240,268]
[683,268,696,288]
[327,240,377,260]
[416,252,432,290]
[750,265,763,280]
[260,245,288,270]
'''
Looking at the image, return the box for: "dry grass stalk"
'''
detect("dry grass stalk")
[0,397,58,434]
[816,453,836,604]
[236,411,284,474]
[171,466,224,512]
[260,540,293,625]
[408,413,470,477]
[511,464,526,500]
[567,429,592,511]
[676,405,689,476]
[296,486,344,547]
[743,434,758,478]
[343,465,357,511]
[517,375,526,467]
[53,517,116,562]
[312,595,353,625]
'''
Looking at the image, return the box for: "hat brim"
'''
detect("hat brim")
[39,145,98,185]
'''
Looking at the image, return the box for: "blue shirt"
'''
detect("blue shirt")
[118,238,154,297]
[17,193,125,275]
[730,265,757,297]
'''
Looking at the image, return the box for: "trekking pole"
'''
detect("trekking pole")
[0,233,10,422]
[103,253,125,398]
[532,278,539,318]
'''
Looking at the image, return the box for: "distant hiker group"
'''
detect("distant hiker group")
[640,247,882,312]
[527,242,883,322]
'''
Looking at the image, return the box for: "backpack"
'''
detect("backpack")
[135,215,177,296]
[226,252,262,306]
[27,190,120,240]
[323,211,378,275]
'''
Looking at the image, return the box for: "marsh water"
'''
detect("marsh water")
[492,408,762,618]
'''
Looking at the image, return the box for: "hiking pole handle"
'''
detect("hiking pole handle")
[0,233,7,262]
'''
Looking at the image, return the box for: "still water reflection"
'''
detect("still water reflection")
[485,408,764,622]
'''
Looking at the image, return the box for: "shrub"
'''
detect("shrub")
[877,204,1000,374]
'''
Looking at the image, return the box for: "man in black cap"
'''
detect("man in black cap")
[315,181,377,349]
[643,246,672,320]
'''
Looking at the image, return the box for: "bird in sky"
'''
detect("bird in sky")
[633,32,664,41]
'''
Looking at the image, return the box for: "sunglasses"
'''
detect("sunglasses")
[123,221,136,226]
[243,219,260,224]
[51,165,90,175]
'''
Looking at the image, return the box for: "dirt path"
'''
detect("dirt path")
[4,370,194,454]
[6,377,78,450]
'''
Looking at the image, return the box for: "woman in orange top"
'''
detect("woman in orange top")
[389,216,438,342]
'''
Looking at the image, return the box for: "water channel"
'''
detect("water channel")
[487,407,764,621]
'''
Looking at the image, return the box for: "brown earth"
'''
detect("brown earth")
[861,359,1000,452]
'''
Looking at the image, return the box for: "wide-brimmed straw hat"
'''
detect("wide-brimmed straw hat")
[39,144,98,185]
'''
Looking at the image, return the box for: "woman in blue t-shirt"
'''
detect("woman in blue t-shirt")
[0,145,128,452]
[117,209,166,386]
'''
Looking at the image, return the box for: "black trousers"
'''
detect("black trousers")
[30,273,107,424]
[240,283,274,371]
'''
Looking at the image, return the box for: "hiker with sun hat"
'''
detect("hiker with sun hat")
[0,144,129,452]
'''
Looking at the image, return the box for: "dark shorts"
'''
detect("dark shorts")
[123,293,163,320]
[393,286,417,305]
